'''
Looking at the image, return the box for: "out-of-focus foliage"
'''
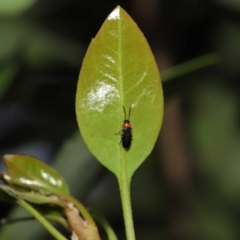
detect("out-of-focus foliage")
[212,0,240,13]
[1,0,240,240]
[0,0,36,16]
[0,63,19,99]
[188,82,240,239]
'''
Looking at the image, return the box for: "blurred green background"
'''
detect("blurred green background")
[0,0,240,239]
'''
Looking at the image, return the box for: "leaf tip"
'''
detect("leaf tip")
[107,5,121,20]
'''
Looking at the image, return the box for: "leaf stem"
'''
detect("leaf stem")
[17,199,67,240]
[60,194,101,240]
[61,194,97,227]
[119,162,135,240]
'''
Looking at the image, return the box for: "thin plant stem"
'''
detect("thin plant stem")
[1,216,34,225]
[119,161,135,240]
[17,199,67,240]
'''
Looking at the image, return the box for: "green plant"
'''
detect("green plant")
[0,5,219,240]
[75,6,163,240]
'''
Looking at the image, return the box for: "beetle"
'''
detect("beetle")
[120,106,132,149]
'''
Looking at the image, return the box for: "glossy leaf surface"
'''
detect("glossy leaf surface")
[3,154,69,195]
[76,6,163,179]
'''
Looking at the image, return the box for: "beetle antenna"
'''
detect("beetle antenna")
[123,106,127,119]
[128,105,131,120]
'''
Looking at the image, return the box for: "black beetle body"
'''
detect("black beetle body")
[121,106,132,149]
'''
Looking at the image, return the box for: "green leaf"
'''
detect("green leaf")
[0,185,65,207]
[3,154,69,195]
[76,6,163,180]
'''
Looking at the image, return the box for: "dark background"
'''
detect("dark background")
[1,0,240,239]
